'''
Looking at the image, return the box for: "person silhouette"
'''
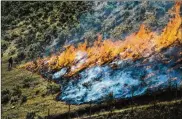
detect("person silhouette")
[8,57,13,70]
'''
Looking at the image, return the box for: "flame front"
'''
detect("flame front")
[20,3,182,79]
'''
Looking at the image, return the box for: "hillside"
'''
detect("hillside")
[1,1,182,119]
[1,1,93,61]
[80,100,182,119]
[1,1,176,61]
[2,59,182,119]
[1,59,91,119]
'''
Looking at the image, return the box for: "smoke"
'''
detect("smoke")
[47,1,174,52]
[55,45,182,104]
[20,2,181,104]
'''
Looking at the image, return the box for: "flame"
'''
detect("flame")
[19,3,182,78]
[155,2,182,50]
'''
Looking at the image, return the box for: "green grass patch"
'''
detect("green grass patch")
[1,60,89,119]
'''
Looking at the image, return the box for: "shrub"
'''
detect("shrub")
[26,112,36,119]
[10,96,19,104]
[37,116,43,119]
[41,93,46,97]
[1,40,8,51]
[2,94,11,104]
[1,89,11,104]
[2,89,10,95]
[16,51,26,61]
[35,90,40,95]
[21,95,27,104]
[8,48,16,55]
[46,83,60,95]
[12,86,22,97]
[22,77,37,88]
[23,78,31,88]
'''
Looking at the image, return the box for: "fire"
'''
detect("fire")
[155,2,182,51]
[19,3,182,78]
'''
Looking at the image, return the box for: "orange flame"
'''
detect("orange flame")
[19,3,182,78]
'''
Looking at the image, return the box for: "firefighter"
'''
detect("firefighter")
[8,57,13,70]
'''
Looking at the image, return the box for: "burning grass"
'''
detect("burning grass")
[19,3,182,78]
[17,3,182,104]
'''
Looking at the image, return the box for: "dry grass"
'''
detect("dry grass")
[1,59,89,119]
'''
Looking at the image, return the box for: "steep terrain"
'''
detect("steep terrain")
[1,1,176,61]
[1,1,182,119]
[19,2,182,104]
[1,1,93,60]
[1,59,91,119]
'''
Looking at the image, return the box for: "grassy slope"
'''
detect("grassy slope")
[1,59,89,119]
[78,99,182,119]
[2,58,182,119]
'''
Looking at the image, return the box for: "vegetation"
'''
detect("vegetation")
[80,100,182,119]
[1,1,180,119]
[1,89,11,104]
[46,82,60,95]
[1,60,90,119]
[1,1,93,61]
